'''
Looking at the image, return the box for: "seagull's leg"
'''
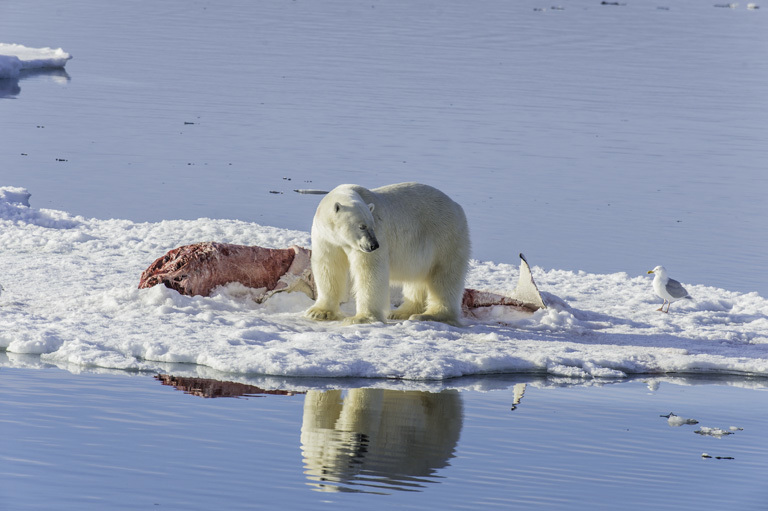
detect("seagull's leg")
[664,301,671,313]
[657,299,667,312]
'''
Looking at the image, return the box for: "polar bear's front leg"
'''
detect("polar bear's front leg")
[343,251,389,325]
[306,244,348,322]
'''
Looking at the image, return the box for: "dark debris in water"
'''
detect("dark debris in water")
[701,453,735,460]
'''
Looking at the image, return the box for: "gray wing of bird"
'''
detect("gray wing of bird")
[666,278,690,299]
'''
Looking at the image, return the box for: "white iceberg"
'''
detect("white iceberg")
[0,43,72,79]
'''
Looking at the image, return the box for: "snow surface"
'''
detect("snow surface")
[1,187,768,381]
[0,43,71,79]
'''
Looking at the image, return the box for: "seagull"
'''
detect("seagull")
[647,265,692,313]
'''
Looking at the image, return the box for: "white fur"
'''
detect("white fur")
[305,182,470,326]
[300,388,462,487]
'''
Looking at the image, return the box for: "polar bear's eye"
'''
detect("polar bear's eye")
[359,224,367,231]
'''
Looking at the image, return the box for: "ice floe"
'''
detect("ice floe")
[1,186,768,381]
[0,43,71,79]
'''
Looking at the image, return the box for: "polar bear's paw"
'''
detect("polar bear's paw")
[387,310,415,321]
[409,313,463,328]
[306,306,344,321]
[388,301,425,321]
[342,314,384,325]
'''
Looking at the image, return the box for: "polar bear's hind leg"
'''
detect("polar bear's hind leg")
[388,282,427,320]
[409,251,467,326]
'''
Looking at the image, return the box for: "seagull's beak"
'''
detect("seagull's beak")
[647,270,654,274]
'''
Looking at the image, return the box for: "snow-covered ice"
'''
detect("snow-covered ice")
[1,187,768,380]
[0,43,71,79]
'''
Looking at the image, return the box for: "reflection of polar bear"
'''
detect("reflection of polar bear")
[300,388,462,493]
[305,182,470,326]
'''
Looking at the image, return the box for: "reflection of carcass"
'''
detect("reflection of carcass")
[155,374,303,398]
[300,388,462,493]
[139,242,548,314]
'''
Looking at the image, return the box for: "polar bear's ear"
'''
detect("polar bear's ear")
[334,202,341,213]
[368,203,375,213]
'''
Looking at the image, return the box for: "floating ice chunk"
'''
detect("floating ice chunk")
[0,43,72,76]
[660,412,699,427]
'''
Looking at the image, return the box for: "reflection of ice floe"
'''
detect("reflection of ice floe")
[21,67,70,83]
[714,2,761,6]
[695,427,733,438]
[0,78,20,97]
[695,426,743,438]
[300,388,462,493]
[0,68,71,98]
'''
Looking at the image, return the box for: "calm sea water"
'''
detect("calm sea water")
[1,365,767,510]
[2,0,767,295]
[2,2,767,509]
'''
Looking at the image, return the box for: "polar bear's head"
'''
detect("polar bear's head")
[332,200,379,253]
[316,188,379,253]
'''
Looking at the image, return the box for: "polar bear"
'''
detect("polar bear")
[305,182,470,326]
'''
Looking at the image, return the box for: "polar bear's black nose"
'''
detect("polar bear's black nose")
[363,239,379,252]
[361,233,379,252]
